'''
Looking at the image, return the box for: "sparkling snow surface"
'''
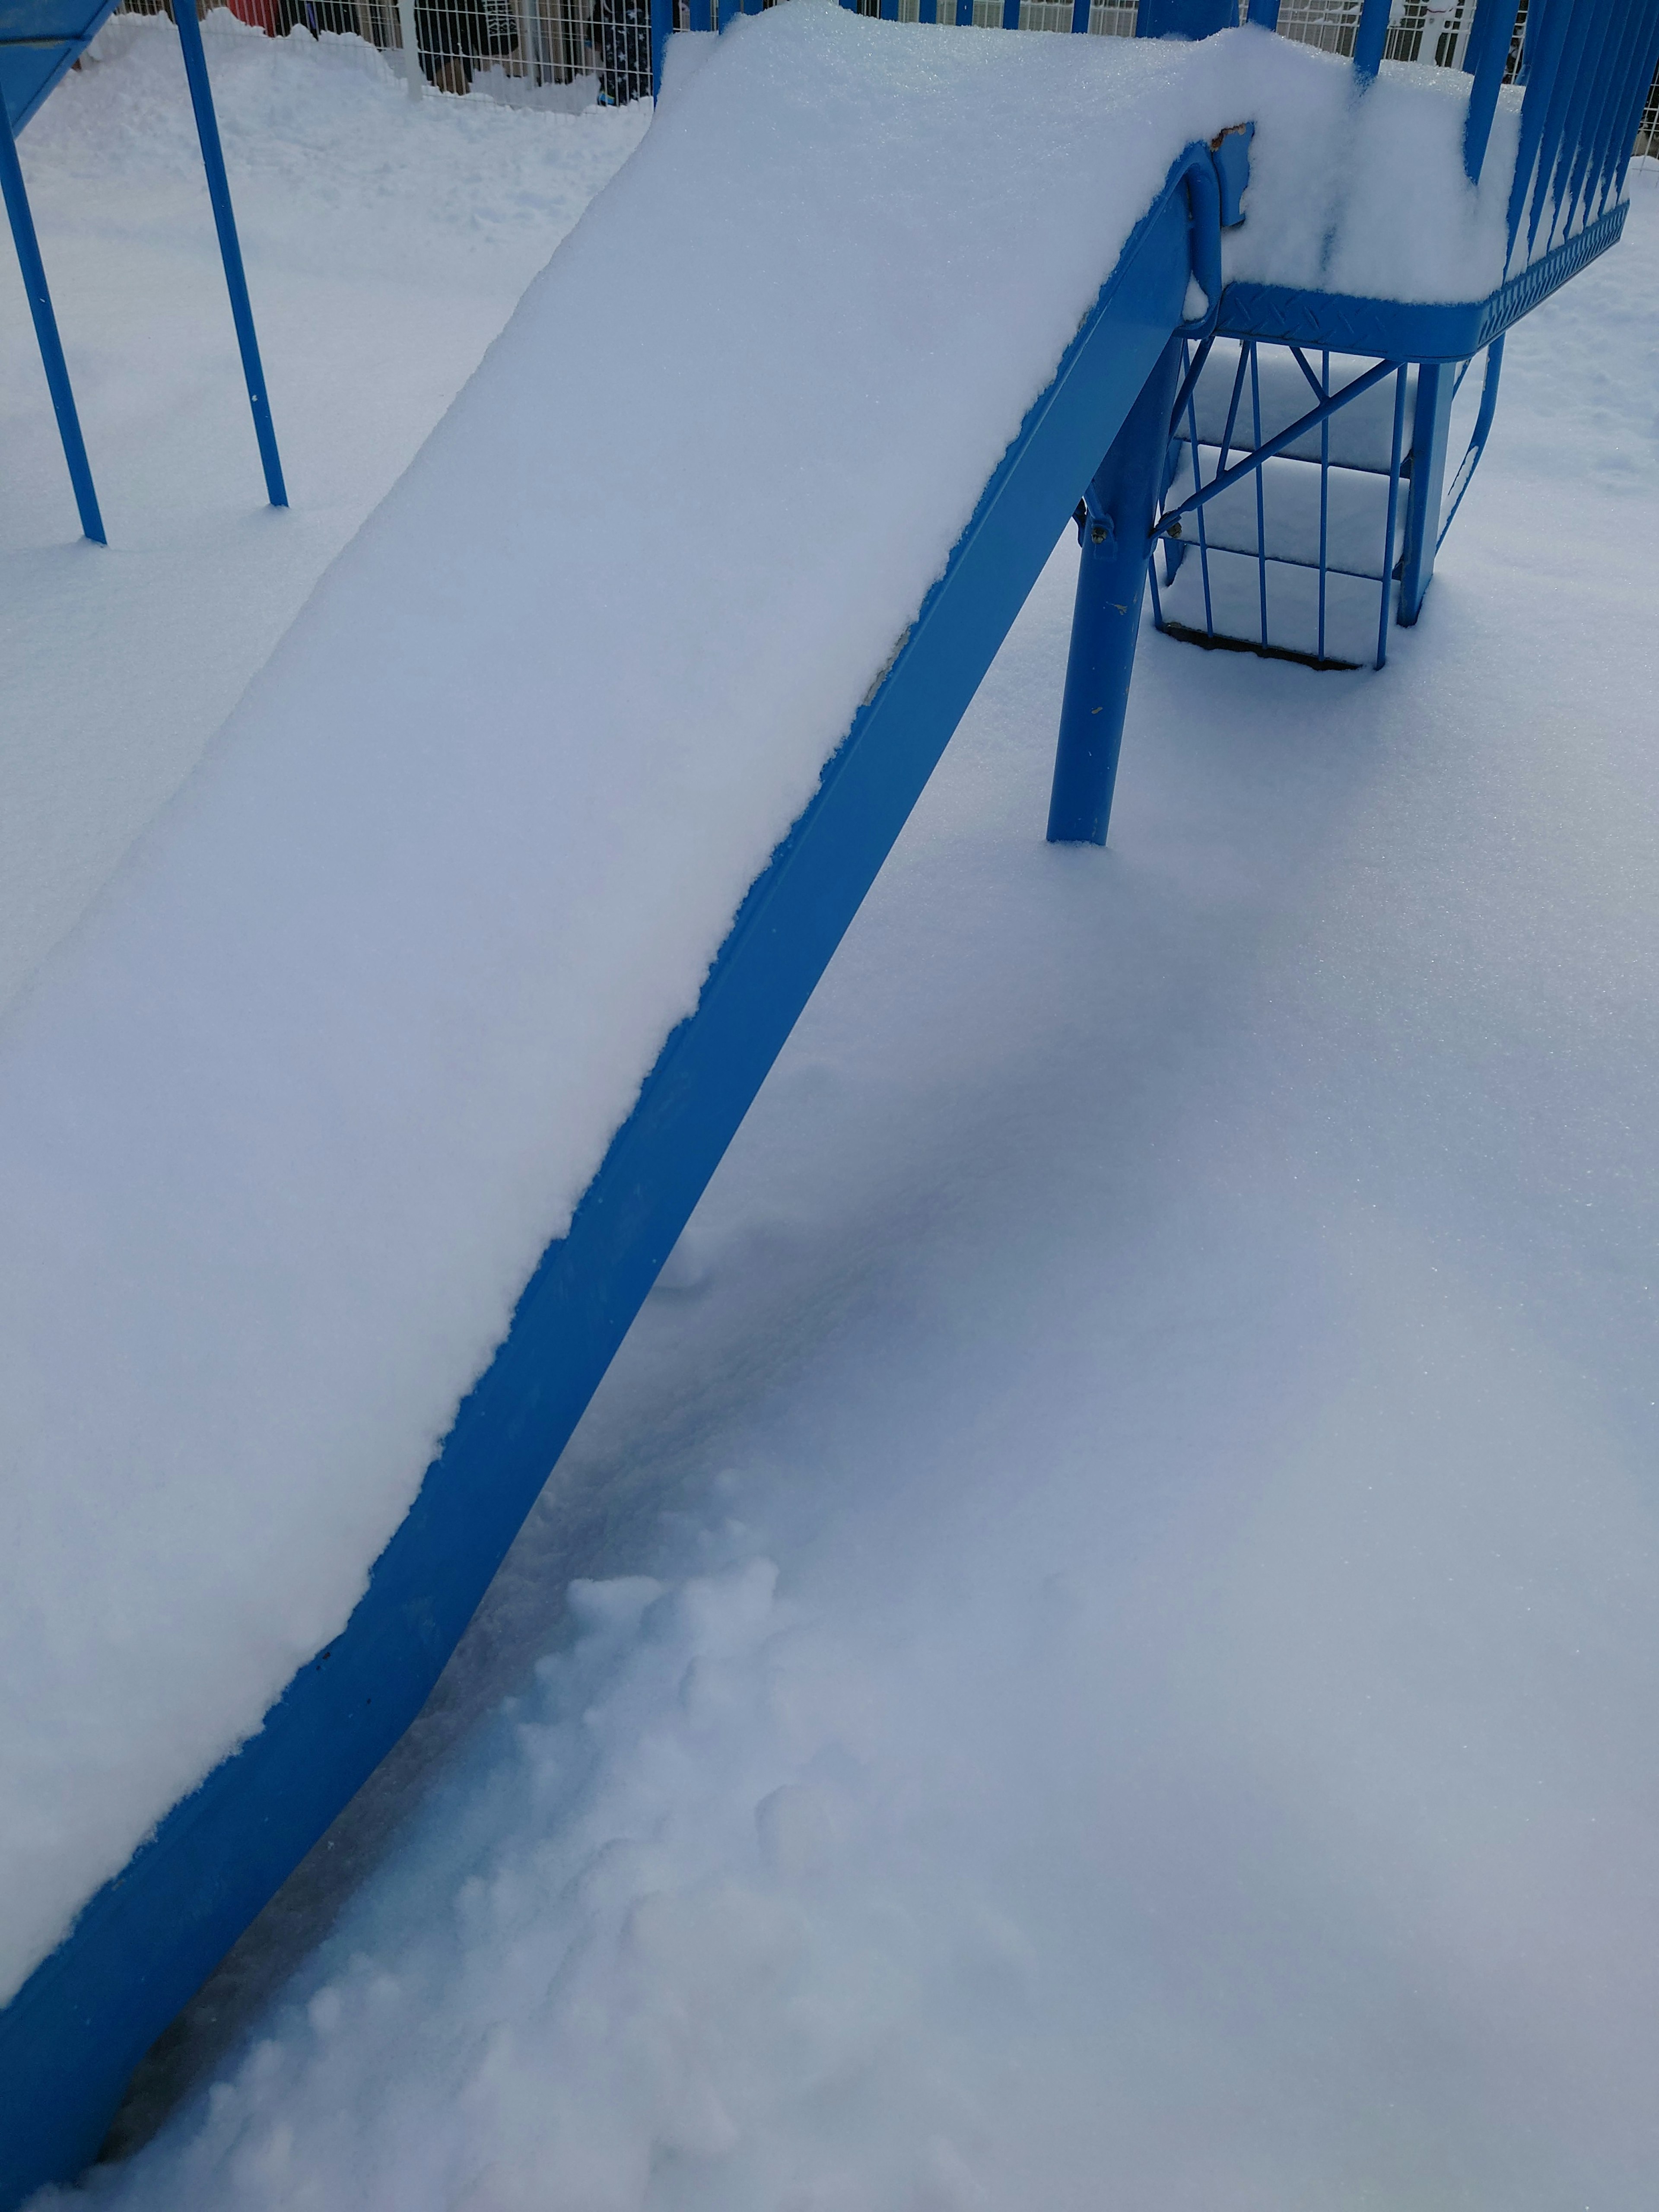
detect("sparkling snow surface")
[48,170,1659,2212]
[6,25,1658,2210]
[0,2,1526,2011]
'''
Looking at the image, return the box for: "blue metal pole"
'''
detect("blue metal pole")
[1070,0,1090,30]
[1573,0,1643,228]
[1398,358,1454,623]
[1047,334,1185,845]
[650,0,673,92]
[1462,0,1522,180]
[1522,0,1599,256]
[1610,14,1659,203]
[0,96,105,544]
[1352,0,1392,81]
[1375,362,1408,668]
[1505,0,1571,253]
[173,0,286,508]
[1435,334,1503,547]
[1554,0,1625,241]
[1246,0,1281,26]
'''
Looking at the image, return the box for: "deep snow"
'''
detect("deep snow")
[0,9,646,1020]
[1,18,1656,2211]
[48,168,1659,2212]
[0,0,1535,2017]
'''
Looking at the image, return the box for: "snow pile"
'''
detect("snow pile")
[48,194,1659,2206]
[0,0,1528,2011]
[1,11,645,1016]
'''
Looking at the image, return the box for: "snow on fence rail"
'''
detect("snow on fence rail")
[111,0,1659,140]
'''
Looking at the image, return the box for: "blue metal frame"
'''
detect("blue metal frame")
[2,0,285,534]
[0,143,1216,2212]
[0,84,103,539]
[0,0,121,132]
[172,0,286,508]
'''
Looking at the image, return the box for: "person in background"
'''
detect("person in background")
[276,0,360,32]
[414,0,518,92]
[588,0,648,102]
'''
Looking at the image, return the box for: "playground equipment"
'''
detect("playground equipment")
[1,1,1655,2202]
[0,0,285,540]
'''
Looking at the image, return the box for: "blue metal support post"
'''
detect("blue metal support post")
[650,0,674,93]
[1047,334,1185,845]
[0,95,105,543]
[1398,358,1455,623]
[172,0,286,508]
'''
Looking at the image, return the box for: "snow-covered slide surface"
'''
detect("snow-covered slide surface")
[0,4,1517,2021]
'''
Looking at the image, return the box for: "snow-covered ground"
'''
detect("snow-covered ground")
[2,1,1537,2024]
[0,11,645,1018]
[4,19,1658,2212]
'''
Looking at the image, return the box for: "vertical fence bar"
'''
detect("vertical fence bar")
[1525,0,1600,254]
[1506,0,1571,254]
[1578,0,1646,220]
[1554,0,1623,239]
[1375,363,1408,667]
[1611,17,1659,197]
[1588,0,1646,216]
[1249,343,1268,649]
[1002,0,1020,25]
[651,0,672,91]
[0,95,105,543]
[1398,359,1454,622]
[396,0,423,91]
[1352,0,1393,78]
[1185,363,1216,636]
[1317,348,1330,662]
[1071,0,1090,28]
[173,0,287,508]
[1246,0,1282,25]
[1462,0,1523,177]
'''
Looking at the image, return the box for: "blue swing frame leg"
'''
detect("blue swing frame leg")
[173,0,286,509]
[1047,332,1185,845]
[0,95,105,544]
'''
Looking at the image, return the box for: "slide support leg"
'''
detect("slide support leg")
[1398,358,1454,625]
[1047,333,1184,846]
[174,0,288,508]
[0,98,105,544]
